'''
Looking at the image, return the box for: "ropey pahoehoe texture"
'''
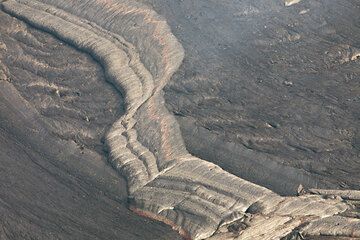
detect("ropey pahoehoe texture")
[1,0,359,239]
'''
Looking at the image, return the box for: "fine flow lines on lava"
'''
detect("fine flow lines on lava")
[2,1,359,239]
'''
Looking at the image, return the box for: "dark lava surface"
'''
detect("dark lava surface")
[140,0,360,195]
[0,10,180,240]
[0,0,360,239]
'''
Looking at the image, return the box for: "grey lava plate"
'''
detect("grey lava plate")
[0,0,359,240]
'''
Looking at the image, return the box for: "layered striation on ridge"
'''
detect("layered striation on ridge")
[2,0,359,239]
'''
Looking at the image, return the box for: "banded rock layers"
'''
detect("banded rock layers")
[1,0,359,239]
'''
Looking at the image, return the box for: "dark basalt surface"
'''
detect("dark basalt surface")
[0,10,180,240]
[0,0,359,239]
[142,0,360,195]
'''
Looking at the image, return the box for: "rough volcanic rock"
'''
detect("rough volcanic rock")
[142,0,360,195]
[0,0,359,240]
[0,7,180,240]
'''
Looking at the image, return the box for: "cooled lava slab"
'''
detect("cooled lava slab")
[0,0,359,240]
[152,0,360,195]
[0,4,180,240]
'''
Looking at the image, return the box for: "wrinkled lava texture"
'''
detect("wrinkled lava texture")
[149,0,360,195]
[0,0,359,239]
[0,10,181,240]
